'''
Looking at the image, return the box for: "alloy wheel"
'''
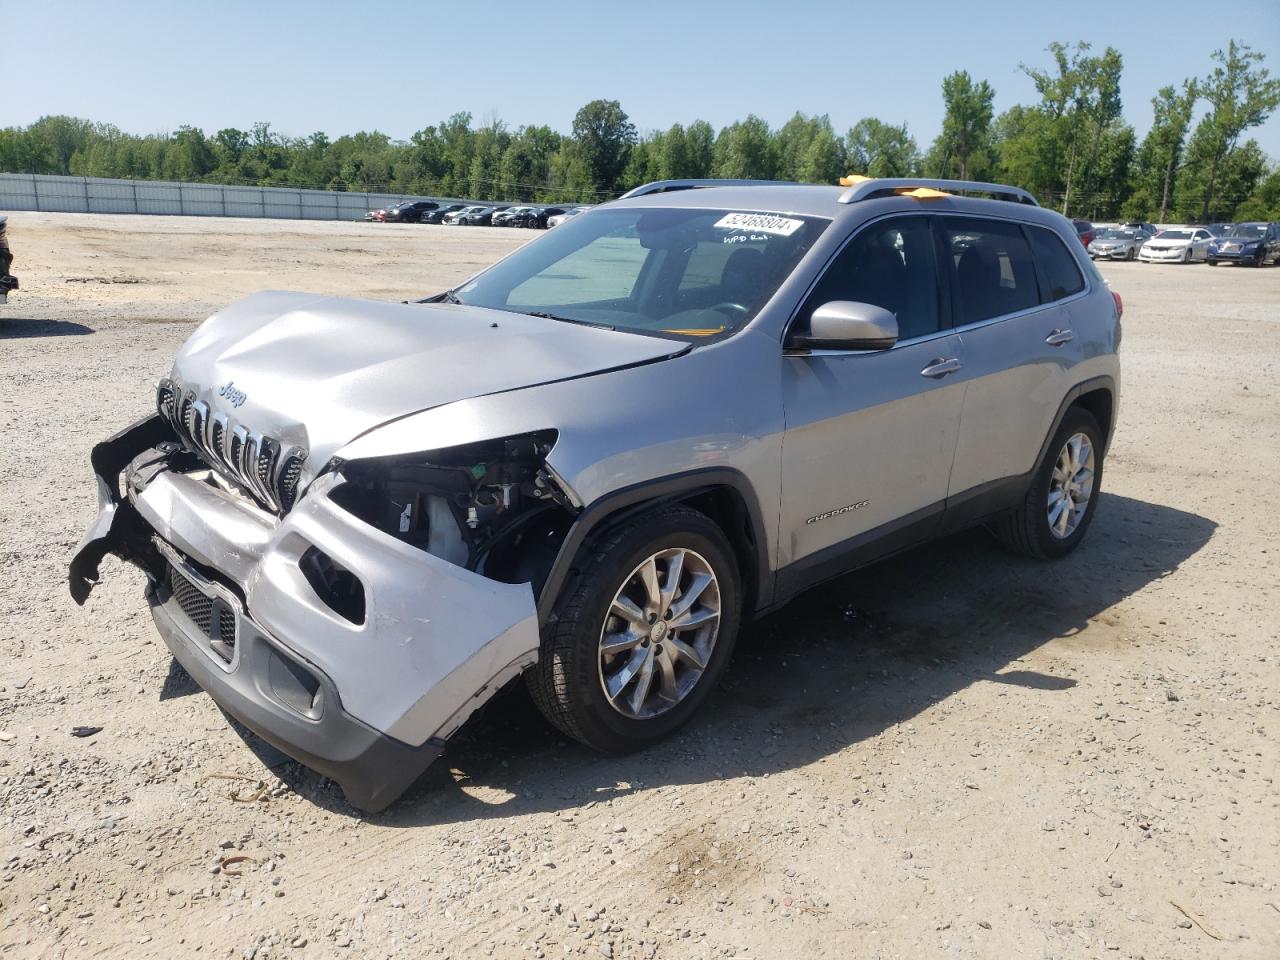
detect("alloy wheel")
[1047,432,1096,539]
[598,548,721,719]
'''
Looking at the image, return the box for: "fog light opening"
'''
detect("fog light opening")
[299,546,366,625]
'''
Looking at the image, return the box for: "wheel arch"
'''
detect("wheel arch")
[536,468,772,626]
[1032,376,1117,475]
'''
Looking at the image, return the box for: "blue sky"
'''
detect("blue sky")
[5,0,1279,158]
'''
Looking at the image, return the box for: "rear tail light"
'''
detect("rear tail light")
[1112,291,1124,318]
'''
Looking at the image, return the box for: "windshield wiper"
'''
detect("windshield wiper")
[442,290,464,304]
[523,311,615,331]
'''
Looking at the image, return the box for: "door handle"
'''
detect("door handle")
[920,357,962,379]
[1045,328,1074,346]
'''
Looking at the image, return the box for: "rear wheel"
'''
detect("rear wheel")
[990,407,1104,560]
[527,506,742,753]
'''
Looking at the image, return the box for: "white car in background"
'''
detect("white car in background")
[1138,227,1214,263]
[546,205,592,228]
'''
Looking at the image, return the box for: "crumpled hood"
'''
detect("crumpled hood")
[170,291,687,471]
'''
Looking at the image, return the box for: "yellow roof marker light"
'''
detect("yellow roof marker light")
[662,327,725,337]
[838,174,874,187]
[896,186,951,200]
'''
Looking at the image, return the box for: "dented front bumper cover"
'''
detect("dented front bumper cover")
[69,416,541,812]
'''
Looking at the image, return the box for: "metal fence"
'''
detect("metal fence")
[0,173,475,221]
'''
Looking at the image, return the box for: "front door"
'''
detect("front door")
[779,215,964,589]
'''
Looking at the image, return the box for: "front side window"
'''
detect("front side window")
[455,207,828,340]
[1027,226,1086,302]
[941,217,1040,325]
[799,216,941,341]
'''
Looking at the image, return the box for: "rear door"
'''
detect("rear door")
[945,217,1084,503]
[779,214,964,581]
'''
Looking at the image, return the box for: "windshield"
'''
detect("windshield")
[1230,224,1267,239]
[453,207,828,340]
[1158,230,1192,240]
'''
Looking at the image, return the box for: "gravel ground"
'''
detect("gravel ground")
[0,212,1277,959]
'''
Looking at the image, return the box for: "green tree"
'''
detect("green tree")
[1130,81,1198,223]
[712,115,776,179]
[1189,40,1280,220]
[570,99,636,192]
[845,118,919,177]
[925,71,995,180]
[1020,42,1124,214]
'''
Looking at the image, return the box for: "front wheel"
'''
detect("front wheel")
[990,407,1104,560]
[527,505,742,753]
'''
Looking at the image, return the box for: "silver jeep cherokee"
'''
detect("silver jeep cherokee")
[70,177,1121,811]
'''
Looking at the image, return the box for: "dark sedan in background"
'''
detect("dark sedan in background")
[422,203,467,224]
[1207,222,1280,266]
[382,200,439,223]
[0,215,17,303]
[492,206,536,227]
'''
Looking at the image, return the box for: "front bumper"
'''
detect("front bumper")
[1207,246,1259,262]
[1089,248,1132,260]
[69,417,541,812]
[1138,247,1188,262]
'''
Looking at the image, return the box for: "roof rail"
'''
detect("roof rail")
[838,178,1039,207]
[618,178,800,199]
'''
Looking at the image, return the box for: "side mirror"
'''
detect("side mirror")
[788,301,898,351]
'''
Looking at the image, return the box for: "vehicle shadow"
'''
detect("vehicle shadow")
[252,492,1216,822]
[0,318,95,338]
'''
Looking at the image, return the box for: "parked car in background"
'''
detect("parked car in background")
[1088,226,1151,260]
[462,206,506,226]
[383,201,438,224]
[529,206,566,229]
[1138,227,1214,263]
[444,205,487,225]
[422,204,466,225]
[492,206,536,227]
[364,205,394,222]
[69,176,1121,812]
[0,216,17,303]
[1119,221,1157,236]
[547,205,591,228]
[1207,222,1280,266]
[1206,223,1234,237]
[1073,219,1095,247]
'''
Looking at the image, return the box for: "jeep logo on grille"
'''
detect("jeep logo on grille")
[217,381,247,408]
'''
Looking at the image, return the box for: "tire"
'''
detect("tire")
[990,407,1104,560]
[1127,247,1136,261]
[526,504,742,754]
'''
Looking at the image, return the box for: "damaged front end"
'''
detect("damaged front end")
[69,411,577,812]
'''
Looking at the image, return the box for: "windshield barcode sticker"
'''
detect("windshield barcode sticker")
[714,213,803,237]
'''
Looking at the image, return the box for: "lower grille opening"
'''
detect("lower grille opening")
[166,560,236,663]
[299,547,365,625]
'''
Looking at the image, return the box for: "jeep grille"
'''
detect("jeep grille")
[158,378,306,514]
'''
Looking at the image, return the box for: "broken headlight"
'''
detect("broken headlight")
[329,430,573,583]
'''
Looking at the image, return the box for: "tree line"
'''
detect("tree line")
[2,39,1278,222]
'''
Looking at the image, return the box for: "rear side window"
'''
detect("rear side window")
[1027,226,1086,302]
[940,217,1039,324]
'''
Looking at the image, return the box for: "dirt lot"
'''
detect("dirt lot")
[0,212,1277,959]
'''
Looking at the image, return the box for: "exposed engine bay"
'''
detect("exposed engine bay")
[320,431,575,589]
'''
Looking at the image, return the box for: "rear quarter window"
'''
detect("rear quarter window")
[1027,226,1086,302]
